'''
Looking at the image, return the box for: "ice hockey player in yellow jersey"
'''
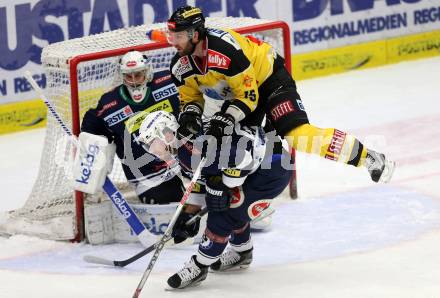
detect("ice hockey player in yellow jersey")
[167,5,395,184]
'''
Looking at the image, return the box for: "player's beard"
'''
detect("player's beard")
[178,41,196,57]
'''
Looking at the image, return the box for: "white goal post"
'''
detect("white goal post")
[0,17,296,242]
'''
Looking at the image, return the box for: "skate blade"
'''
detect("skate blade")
[165,277,206,291]
[379,159,396,183]
[210,263,250,273]
[165,283,201,291]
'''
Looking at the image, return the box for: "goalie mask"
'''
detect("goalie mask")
[119,51,153,103]
[139,111,179,160]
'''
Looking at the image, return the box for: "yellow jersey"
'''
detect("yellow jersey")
[169,28,277,117]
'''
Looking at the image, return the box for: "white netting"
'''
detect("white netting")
[0,17,288,241]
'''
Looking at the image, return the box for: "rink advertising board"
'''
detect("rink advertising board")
[0,99,46,134]
[293,30,440,79]
[0,0,439,134]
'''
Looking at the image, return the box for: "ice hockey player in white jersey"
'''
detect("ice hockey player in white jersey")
[139,110,293,289]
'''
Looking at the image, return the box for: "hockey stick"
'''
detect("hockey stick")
[83,207,208,267]
[133,156,207,298]
[24,71,150,243]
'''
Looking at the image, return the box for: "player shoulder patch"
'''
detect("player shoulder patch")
[207,28,227,38]
[152,83,178,102]
[207,49,231,69]
[171,56,193,82]
[208,28,240,50]
[103,105,134,126]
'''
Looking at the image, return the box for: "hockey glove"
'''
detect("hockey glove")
[205,112,235,141]
[205,176,233,212]
[177,104,202,140]
[172,212,201,244]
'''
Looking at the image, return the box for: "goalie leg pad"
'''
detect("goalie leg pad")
[85,201,179,245]
[84,201,115,245]
[113,202,178,244]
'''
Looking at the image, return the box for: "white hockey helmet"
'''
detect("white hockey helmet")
[119,51,153,103]
[139,110,179,147]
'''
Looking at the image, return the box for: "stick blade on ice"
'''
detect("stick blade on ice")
[83,255,114,266]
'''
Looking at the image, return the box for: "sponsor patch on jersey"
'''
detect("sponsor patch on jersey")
[124,99,173,133]
[207,49,231,69]
[248,200,271,220]
[97,100,117,116]
[104,105,134,126]
[224,168,241,177]
[172,56,192,81]
[243,75,253,87]
[152,84,178,102]
[154,74,172,84]
[325,129,347,161]
[270,100,295,121]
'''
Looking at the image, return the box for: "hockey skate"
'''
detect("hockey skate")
[210,248,253,272]
[167,255,208,289]
[365,149,395,183]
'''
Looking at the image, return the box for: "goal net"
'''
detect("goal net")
[0,17,293,242]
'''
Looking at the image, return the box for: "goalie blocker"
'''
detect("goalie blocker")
[73,132,116,194]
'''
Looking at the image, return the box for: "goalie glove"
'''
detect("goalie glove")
[73,132,116,194]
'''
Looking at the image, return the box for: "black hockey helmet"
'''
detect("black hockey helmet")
[167,6,205,36]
